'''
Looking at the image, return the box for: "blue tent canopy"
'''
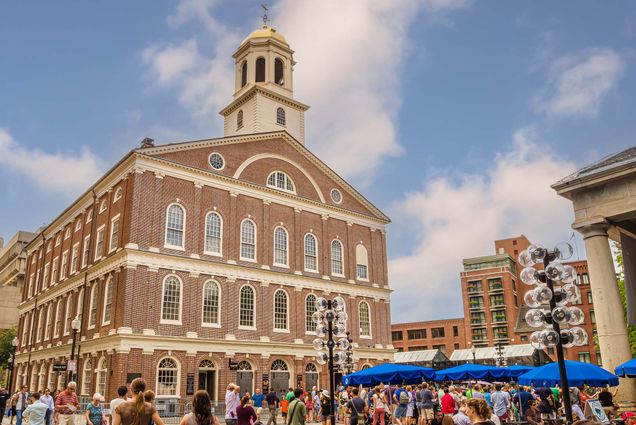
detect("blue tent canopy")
[505,365,535,379]
[615,358,636,377]
[518,360,619,387]
[342,363,435,386]
[435,364,508,381]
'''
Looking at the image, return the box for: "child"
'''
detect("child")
[281,397,289,422]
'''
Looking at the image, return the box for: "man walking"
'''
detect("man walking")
[23,392,48,425]
[225,384,241,425]
[55,382,79,425]
[418,384,434,425]
[15,385,29,425]
[287,389,307,425]
[0,387,9,422]
[491,384,511,422]
[253,388,265,423]
[266,389,280,425]
[345,388,368,425]
[40,389,55,425]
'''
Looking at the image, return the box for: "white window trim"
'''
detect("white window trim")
[63,295,72,336]
[99,199,107,214]
[64,227,71,240]
[75,220,82,232]
[266,170,296,194]
[160,274,183,325]
[156,356,181,398]
[87,285,98,330]
[51,257,59,286]
[55,235,61,247]
[359,300,372,339]
[44,304,53,341]
[86,209,93,223]
[238,284,256,330]
[331,239,345,278]
[70,243,80,275]
[201,279,221,328]
[273,289,290,333]
[164,203,186,251]
[203,211,223,257]
[94,225,105,261]
[36,308,44,343]
[53,300,62,338]
[208,152,226,171]
[273,226,289,268]
[113,187,123,203]
[355,244,370,282]
[102,278,112,326]
[239,218,257,262]
[60,250,69,280]
[303,233,319,273]
[305,293,317,336]
[109,214,121,253]
[82,235,91,268]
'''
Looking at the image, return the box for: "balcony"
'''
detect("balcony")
[489,284,504,293]
[492,315,507,324]
[493,334,509,342]
[467,285,483,294]
[490,303,506,310]
[469,303,485,311]
[470,320,486,327]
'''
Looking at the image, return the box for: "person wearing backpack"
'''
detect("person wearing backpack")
[287,389,306,425]
[393,384,409,425]
[345,388,368,425]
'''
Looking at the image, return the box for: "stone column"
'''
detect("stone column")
[580,223,636,400]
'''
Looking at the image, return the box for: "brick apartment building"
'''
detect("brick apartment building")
[13,25,394,403]
[391,318,467,354]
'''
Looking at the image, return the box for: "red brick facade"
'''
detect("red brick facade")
[390,318,467,354]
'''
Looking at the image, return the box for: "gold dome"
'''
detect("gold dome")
[242,25,288,45]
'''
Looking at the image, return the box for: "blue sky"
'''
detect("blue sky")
[1,1,635,321]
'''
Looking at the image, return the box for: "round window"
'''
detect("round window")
[209,153,225,170]
[330,188,342,204]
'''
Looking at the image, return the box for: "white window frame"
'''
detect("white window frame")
[273,226,289,267]
[53,299,62,338]
[51,257,59,286]
[156,357,180,397]
[60,250,69,280]
[44,303,53,341]
[86,209,93,223]
[359,300,372,339]
[94,225,105,261]
[305,294,317,335]
[201,280,221,328]
[88,284,99,330]
[355,244,369,281]
[164,203,186,250]
[70,243,80,274]
[304,233,318,272]
[96,357,107,395]
[77,287,84,323]
[102,277,113,325]
[75,219,82,232]
[63,295,73,336]
[238,284,256,330]
[109,214,121,253]
[203,211,223,256]
[81,358,93,396]
[273,289,289,332]
[55,235,61,247]
[28,274,34,298]
[266,171,296,194]
[160,275,183,325]
[331,239,345,277]
[99,199,107,214]
[64,227,71,240]
[113,187,123,203]
[42,264,50,289]
[82,235,91,268]
[240,219,257,262]
[36,308,45,343]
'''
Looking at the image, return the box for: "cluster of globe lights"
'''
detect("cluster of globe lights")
[312,296,351,366]
[519,242,589,350]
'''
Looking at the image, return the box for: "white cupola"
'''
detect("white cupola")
[219,25,309,144]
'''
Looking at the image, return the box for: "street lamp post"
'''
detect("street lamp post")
[470,346,476,364]
[68,317,81,383]
[8,337,18,391]
[495,343,507,367]
[312,296,350,425]
[343,332,355,375]
[519,242,588,425]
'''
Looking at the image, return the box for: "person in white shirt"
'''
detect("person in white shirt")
[39,389,55,425]
[23,392,49,425]
[15,386,29,425]
[225,384,241,425]
[110,386,129,423]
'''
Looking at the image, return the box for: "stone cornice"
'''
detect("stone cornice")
[219,85,309,116]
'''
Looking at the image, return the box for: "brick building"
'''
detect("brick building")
[13,25,393,403]
[0,231,35,331]
[390,318,467,354]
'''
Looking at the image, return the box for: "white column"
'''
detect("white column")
[580,223,636,400]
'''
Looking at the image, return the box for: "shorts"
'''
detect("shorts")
[256,407,263,416]
[419,408,434,420]
[395,406,407,418]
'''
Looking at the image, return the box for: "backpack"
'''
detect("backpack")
[399,390,409,405]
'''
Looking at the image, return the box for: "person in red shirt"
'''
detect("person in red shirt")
[440,388,455,415]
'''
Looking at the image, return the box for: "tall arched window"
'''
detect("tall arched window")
[274,58,284,85]
[304,234,318,272]
[241,60,248,87]
[47,362,56,392]
[331,240,344,276]
[202,280,220,326]
[267,171,295,193]
[63,295,73,335]
[356,244,369,280]
[36,308,45,342]
[204,212,222,255]
[305,294,317,333]
[240,219,256,261]
[161,275,182,324]
[102,278,113,325]
[165,203,185,249]
[239,285,255,328]
[81,358,92,396]
[44,304,53,340]
[237,109,244,129]
[276,107,286,126]
[359,301,371,337]
[38,362,46,391]
[53,299,62,338]
[88,284,99,328]
[273,289,288,331]
[157,357,179,396]
[96,357,107,395]
[273,227,288,266]
[255,57,265,82]
[77,287,84,324]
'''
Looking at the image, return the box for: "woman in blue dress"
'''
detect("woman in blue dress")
[86,394,106,425]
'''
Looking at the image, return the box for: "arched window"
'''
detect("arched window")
[304,234,318,272]
[44,304,53,340]
[202,280,220,326]
[237,110,244,129]
[305,294,317,333]
[96,357,107,395]
[273,289,288,331]
[255,57,265,82]
[81,358,92,396]
[306,363,317,372]
[331,240,344,276]
[165,203,185,249]
[239,285,255,328]
[359,301,371,337]
[273,227,288,266]
[113,187,123,202]
[157,357,179,396]
[237,361,252,371]
[240,219,256,261]
[36,308,45,342]
[276,107,286,126]
[63,295,73,335]
[274,58,284,85]
[47,362,56,392]
[204,212,222,255]
[267,171,295,193]
[241,60,248,87]
[77,288,84,324]
[88,284,99,328]
[53,299,62,337]
[356,244,369,280]
[199,359,215,370]
[271,359,288,371]
[99,199,107,213]
[102,278,113,325]
[161,275,182,324]
[38,362,46,392]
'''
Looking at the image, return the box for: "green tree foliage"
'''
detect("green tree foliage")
[0,326,17,369]
[614,250,636,357]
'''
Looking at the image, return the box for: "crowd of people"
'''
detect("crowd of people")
[0,379,631,425]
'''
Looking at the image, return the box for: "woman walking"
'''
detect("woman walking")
[113,378,165,425]
[372,388,386,425]
[465,399,494,425]
[180,390,220,425]
[236,395,257,425]
[85,394,106,425]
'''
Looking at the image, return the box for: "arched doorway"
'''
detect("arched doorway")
[305,364,318,391]
[236,361,254,397]
[270,360,290,396]
[198,359,217,401]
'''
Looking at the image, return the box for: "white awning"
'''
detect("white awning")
[394,350,439,363]
[449,344,537,362]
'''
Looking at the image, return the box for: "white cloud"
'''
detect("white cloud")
[141,0,471,182]
[0,128,103,198]
[388,127,577,322]
[535,48,625,118]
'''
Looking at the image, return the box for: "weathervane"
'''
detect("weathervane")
[261,4,271,26]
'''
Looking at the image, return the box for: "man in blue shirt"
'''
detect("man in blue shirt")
[265,389,280,425]
[513,386,533,418]
[252,388,266,423]
[23,392,48,425]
